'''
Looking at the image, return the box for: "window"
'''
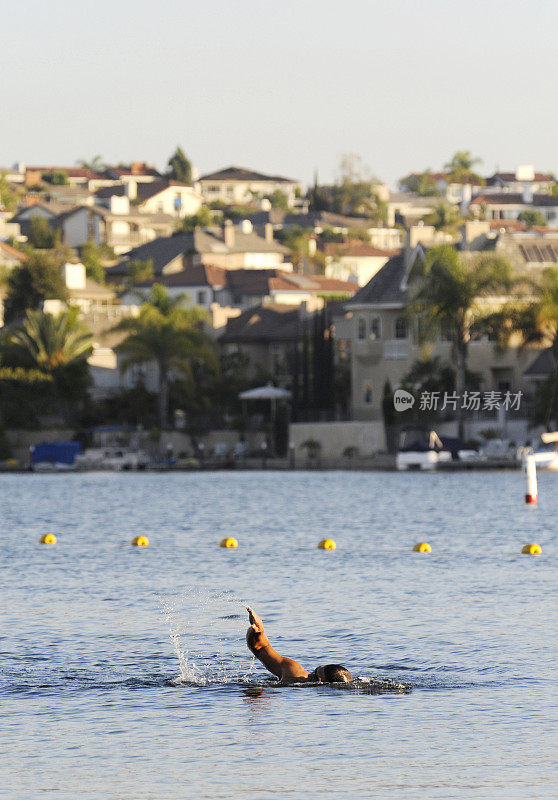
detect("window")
[370,316,381,340]
[394,317,407,339]
[196,290,206,305]
[357,317,366,340]
[363,382,372,404]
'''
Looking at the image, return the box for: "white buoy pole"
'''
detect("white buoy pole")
[525,453,538,505]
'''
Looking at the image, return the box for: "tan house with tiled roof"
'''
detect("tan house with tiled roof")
[198,166,300,206]
[469,192,558,224]
[323,240,401,285]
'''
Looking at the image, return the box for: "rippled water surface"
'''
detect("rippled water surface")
[1,471,557,799]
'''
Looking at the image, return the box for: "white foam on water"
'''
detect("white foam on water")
[159,587,247,685]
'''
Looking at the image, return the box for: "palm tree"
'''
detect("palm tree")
[444,151,484,184]
[411,245,512,438]
[10,309,93,372]
[492,267,558,428]
[114,284,216,428]
[77,155,104,172]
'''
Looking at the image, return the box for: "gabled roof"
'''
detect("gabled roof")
[95,180,197,203]
[192,226,289,255]
[107,233,194,276]
[54,204,108,224]
[199,166,296,184]
[345,252,409,306]
[10,200,62,220]
[524,348,556,378]
[221,304,301,343]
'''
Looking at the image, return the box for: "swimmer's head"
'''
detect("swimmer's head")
[307,664,352,683]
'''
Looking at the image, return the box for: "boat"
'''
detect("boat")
[521,431,558,471]
[75,447,149,471]
[31,441,81,472]
[396,427,478,471]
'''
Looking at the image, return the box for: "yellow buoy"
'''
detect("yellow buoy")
[131,535,149,547]
[522,543,541,555]
[318,538,336,550]
[413,542,431,553]
[40,533,57,544]
[220,537,238,548]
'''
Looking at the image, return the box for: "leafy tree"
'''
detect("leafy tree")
[444,151,485,184]
[167,146,192,184]
[176,206,214,232]
[28,216,58,249]
[398,170,441,196]
[265,190,290,211]
[0,172,18,210]
[114,284,216,428]
[410,245,512,438]
[43,170,69,185]
[518,209,547,228]
[4,250,68,323]
[77,155,104,171]
[423,202,463,234]
[125,258,154,288]
[80,239,105,283]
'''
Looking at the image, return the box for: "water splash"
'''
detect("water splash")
[159,587,246,684]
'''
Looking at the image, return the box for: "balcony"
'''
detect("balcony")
[384,340,409,359]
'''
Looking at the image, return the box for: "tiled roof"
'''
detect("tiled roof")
[324,241,401,258]
[0,241,27,262]
[26,166,104,180]
[192,226,290,255]
[471,193,558,207]
[221,304,301,343]
[135,264,228,289]
[488,172,554,184]
[104,163,162,178]
[345,252,408,306]
[199,166,296,183]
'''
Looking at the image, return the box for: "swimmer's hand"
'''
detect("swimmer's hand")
[246,606,267,652]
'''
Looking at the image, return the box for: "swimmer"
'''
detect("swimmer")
[246,606,352,684]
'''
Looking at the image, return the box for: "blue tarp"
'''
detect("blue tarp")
[31,441,82,465]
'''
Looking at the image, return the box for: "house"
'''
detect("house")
[95,179,203,219]
[122,265,357,325]
[9,201,63,236]
[103,162,163,183]
[52,202,179,253]
[486,166,554,194]
[198,166,300,207]
[107,222,291,281]
[323,241,401,285]
[220,304,301,382]
[386,192,440,227]
[337,247,538,424]
[469,191,558,224]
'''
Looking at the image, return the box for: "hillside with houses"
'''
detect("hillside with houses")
[1,149,558,465]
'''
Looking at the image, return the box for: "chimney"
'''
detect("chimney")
[264,222,274,243]
[130,161,145,176]
[125,179,137,200]
[223,219,235,248]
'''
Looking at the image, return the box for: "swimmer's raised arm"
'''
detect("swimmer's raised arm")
[246,606,308,682]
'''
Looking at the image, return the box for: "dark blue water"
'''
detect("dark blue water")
[1,471,556,799]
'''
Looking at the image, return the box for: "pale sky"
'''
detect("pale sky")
[2,0,557,188]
